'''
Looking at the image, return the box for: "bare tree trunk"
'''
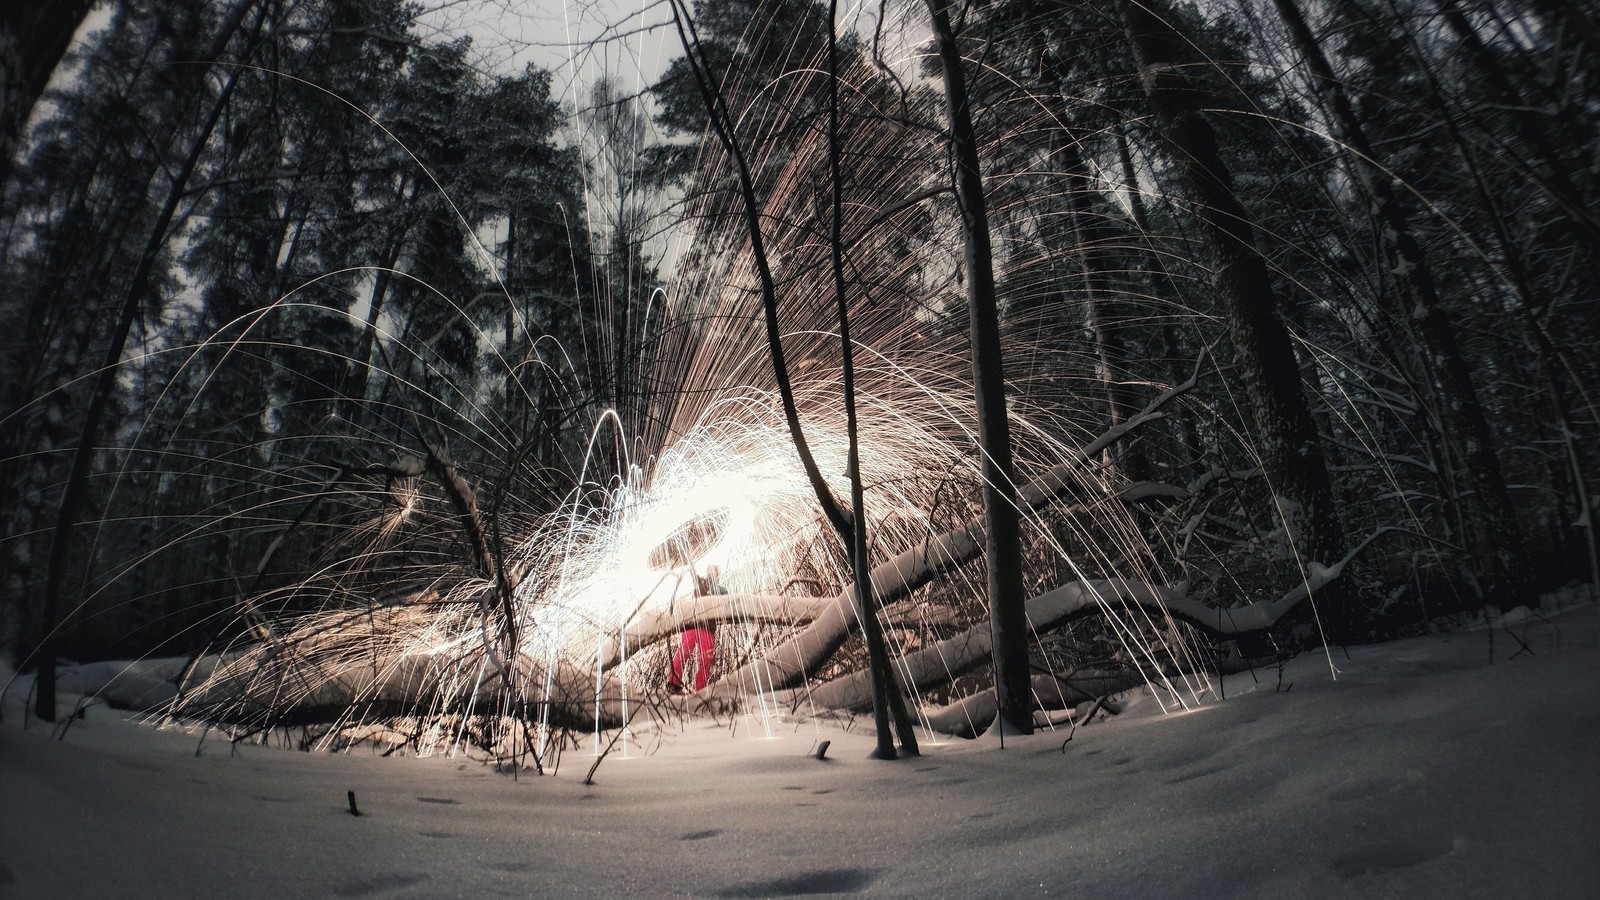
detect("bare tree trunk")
[1425,0,1599,246]
[1056,137,1146,480]
[0,0,97,188]
[344,211,411,408]
[34,0,262,721]
[1273,0,1531,609]
[826,0,916,758]
[1118,0,1348,594]
[664,0,917,751]
[1114,124,1200,457]
[924,0,1034,736]
[664,0,851,536]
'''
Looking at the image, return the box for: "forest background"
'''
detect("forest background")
[0,0,1595,748]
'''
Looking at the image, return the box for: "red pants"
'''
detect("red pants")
[670,627,716,691]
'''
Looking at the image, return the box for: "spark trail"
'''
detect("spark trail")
[162,42,1201,762]
[44,0,1488,765]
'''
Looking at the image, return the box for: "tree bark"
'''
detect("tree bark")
[34,0,262,722]
[1273,0,1531,609]
[666,0,916,753]
[1113,123,1200,456]
[1057,137,1147,480]
[925,0,1034,735]
[0,0,97,188]
[1118,0,1348,589]
[1425,0,1600,246]
[827,0,915,757]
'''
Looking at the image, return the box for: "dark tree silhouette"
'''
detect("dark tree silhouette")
[0,0,97,187]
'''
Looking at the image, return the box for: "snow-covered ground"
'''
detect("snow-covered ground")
[3,606,1597,898]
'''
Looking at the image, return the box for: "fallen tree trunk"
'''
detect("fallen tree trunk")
[766,579,1183,712]
[596,592,830,670]
[741,526,1404,723]
[80,360,1326,731]
[919,672,1139,739]
[131,370,1202,725]
[78,562,1311,731]
[705,367,1202,695]
[83,520,1390,733]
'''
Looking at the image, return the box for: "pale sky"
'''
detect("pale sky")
[416,0,924,101]
[416,0,684,104]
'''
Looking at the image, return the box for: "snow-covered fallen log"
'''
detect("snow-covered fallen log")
[916,672,1139,738]
[596,592,830,670]
[704,376,1201,696]
[90,371,1203,727]
[762,579,1184,712]
[80,359,1393,733]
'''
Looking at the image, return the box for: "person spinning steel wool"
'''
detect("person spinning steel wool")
[667,563,727,693]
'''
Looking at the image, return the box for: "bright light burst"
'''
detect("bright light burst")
[0,0,1573,785]
[156,18,1258,763]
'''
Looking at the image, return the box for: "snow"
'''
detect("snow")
[3,608,1598,898]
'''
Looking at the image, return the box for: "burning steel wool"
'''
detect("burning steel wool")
[169,343,1016,747]
[141,32,1230,766]
[161,296,1212,769]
